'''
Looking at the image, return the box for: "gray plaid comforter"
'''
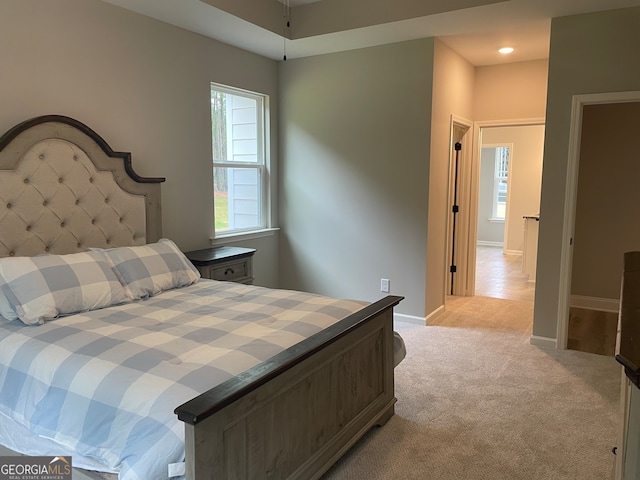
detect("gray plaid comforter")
[0,280,366,480]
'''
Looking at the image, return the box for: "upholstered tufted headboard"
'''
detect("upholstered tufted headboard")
[0,115,165,257]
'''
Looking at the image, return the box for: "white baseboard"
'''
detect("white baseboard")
[394,312,426,326]
[504,249,522,256]
[425,304,445,325]
[477,241,504,247]
[530,335,556,348]
[570,295,619,313]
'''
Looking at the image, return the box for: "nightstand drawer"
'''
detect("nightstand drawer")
[210,258,249,282]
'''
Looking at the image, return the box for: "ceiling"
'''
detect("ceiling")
[100,0,640,66]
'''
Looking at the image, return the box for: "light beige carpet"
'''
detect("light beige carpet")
[323,296,621,480]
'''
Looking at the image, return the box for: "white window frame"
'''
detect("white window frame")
[490,145,511,222]
[211,83,270,238]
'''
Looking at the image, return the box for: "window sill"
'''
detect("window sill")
[210,228,280,245]
[488,218,505,224]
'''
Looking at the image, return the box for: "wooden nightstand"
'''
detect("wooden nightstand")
[185,246,256,285]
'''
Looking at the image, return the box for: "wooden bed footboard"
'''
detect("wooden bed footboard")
[175,295,403,479]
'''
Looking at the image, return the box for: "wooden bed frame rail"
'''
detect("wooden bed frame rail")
[0,115,404,480]
[175,295,403,479]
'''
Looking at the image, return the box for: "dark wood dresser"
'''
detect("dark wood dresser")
[185,246,256,285]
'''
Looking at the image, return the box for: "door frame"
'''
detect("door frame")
[446,115,473,296]
[466,118,545,296]
[556,90,640,349]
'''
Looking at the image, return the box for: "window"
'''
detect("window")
[211,83,268,236]
[493,146,509,220]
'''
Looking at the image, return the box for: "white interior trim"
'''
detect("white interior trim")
[477,240,503,247]
[570,295,620,313]
[394,312,426,326]
[529,335,557,348]
[447,114,474,297]
[211,227,280,245]
[425,304,445,325]
[557,90,640,349]
[616,373,631,480]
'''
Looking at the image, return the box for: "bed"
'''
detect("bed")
[0,115,403,480]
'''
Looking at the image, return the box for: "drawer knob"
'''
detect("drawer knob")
[224,267,235,276]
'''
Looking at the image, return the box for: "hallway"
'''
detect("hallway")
[474,245,535,303]
[435,245,535,330]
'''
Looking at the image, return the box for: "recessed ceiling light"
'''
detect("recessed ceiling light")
[499,47,514,54]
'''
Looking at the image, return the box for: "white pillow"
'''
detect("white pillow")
[0,251,130,326]
[96,238,200,300]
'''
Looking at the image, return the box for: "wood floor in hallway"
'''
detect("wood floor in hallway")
[437,245,535,332]
[474,245,535,303]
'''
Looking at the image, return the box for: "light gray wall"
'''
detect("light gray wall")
[482,125,544,254]
[0,0,280,287]
[427,39,475,316]
[473,60,549,122]
[278,39,435,318]
[473,62,548,250]
[535,6,640,339]
[477,147,505,245]
[571,102,640,300]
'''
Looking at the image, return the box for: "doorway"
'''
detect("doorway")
[465,120,545,301]
[557,96,640,352]
[446,117,472,297]
[475,140,535,302]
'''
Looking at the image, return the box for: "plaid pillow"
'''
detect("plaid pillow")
[0,251,130,326]
[0,278,19,323]
[96,238,200,300]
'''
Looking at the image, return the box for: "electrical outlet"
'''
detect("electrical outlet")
[380,278,390,293]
